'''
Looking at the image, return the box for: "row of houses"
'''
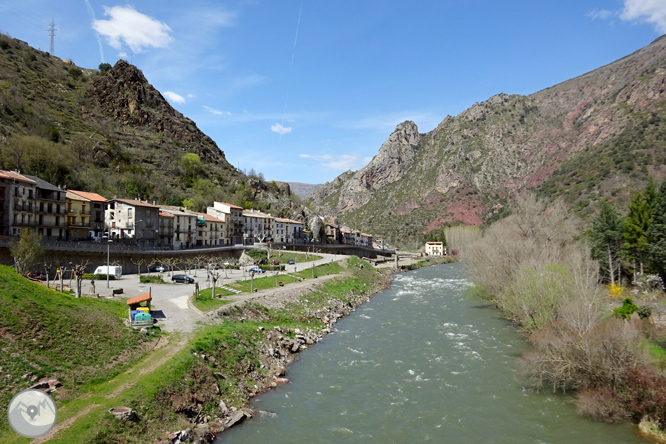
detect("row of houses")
[0,170,388,251]
[0,170,307,249]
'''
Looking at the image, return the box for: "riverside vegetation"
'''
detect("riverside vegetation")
[0,256,391,443]
[458,192,666,440]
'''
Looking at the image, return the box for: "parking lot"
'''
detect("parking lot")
[88,252,341,332]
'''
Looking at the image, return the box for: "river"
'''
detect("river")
[217,262,650,443]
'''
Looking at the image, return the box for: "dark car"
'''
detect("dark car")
[287,259,295,265]
[172,274,194,284]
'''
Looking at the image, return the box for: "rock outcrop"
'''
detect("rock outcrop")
[89,60,230,167]
[310,120,422,212]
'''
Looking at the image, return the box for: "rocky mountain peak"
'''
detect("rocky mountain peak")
[386,120,420,146]
[89,60,229,166]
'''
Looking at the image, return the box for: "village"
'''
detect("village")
[0,169,384,250]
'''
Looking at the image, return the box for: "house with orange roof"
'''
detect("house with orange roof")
[67,190,107,241]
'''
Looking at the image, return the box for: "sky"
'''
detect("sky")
[0,1,665,185]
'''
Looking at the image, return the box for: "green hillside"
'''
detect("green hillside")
[0,34,289,213]
[0,266,149,432]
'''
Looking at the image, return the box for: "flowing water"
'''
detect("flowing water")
[217,262,650,444]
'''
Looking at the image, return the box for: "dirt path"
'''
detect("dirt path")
[33,335,190,442]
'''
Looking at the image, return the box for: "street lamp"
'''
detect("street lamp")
[106,238,112,288]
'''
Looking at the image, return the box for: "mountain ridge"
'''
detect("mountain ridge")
[309,35,666,246]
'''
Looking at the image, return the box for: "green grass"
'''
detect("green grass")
[192,287,235,312]
[0,265,149,435]
[10,256,389,443]
[230,261,344,293]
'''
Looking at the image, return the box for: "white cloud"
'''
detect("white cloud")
[621,0,666,33]
[586,9,615,20]
[204,106,230,116]
[164,91,186,104]
[187,94,196,99]
[299,153,367,171]
[271,123,292,135]
[92,5,173,53]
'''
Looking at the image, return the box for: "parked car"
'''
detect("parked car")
[287,259,295,265]
[272,260,280,265]
[259,259,268,265]
[150,265,166,272]
[172,274,194,284]
[249,267,266,274]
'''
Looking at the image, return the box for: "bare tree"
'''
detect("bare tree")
[131,257,147,276]
[72,261,89,298]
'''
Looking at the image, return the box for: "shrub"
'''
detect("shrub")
[82,273,115,281]
[576,388,626,423]
[140,275,164,284]
[613,297,651,319]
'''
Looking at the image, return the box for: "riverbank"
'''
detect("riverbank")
[69,256,392,443]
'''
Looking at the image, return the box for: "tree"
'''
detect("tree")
[624,192,652,276]
[180,153,203,184]
[589,201,625,284]
[72,261,89,298]
[98,62,112,72]
[10,229,44,276]
[647,181,666,285]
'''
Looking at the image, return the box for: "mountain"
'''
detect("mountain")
[0,34,294,214]
[309,35,666,245]
[287,182,323,200]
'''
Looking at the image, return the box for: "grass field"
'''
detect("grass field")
[0,266,150,437]
[192,287,235,312]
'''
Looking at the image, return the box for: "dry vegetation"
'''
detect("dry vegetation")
[461,193,666,432]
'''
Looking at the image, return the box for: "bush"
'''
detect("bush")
[140,275,164,284]
[82,273,115,281]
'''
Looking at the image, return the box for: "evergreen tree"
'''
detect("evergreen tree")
[624,191,651,275]
[589,200,625,284]
[647,181,666,285]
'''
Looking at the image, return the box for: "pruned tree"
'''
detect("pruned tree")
[72,260,89,298]
[10,229,44,276]
[208,266,222,300]
[131,257,147,276]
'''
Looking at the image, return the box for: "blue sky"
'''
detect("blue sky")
[1,1,665,184]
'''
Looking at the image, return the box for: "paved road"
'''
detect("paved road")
[85,252,342,333]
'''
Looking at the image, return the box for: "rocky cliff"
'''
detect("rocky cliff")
[89,60,228,167]
[309,35,666,245]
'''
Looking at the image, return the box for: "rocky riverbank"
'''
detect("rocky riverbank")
[92,256,392,443]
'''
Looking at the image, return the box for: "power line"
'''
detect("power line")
[47,19,58,56]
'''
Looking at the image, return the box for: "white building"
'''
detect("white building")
[195,213,226,246]
[242,210,273,243]
[207,202,244,245]
[425,241,446,256]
